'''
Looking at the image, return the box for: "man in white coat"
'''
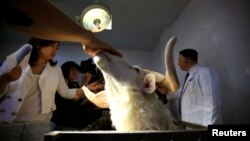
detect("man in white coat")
[177,49,222,126]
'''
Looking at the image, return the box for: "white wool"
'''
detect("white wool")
[106,83,176,131]
[94,52,177,131]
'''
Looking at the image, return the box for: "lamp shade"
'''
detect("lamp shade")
[80,4,111,33]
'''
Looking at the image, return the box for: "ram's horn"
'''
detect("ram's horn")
[82,86,109,108]
[145,36,179,92]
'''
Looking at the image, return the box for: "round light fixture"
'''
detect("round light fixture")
[80,4,112,33]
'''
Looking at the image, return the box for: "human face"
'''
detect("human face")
[68,67,80,81]
[88,81,105,92]
[39,42,59,61]
[178,54,188,71]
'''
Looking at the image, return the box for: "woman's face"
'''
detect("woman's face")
[39,42,59,61]
[69,67,80,81]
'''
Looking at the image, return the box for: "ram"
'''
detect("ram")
[82,36,179,131]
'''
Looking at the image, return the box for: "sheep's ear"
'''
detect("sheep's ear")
[143,73,156,94]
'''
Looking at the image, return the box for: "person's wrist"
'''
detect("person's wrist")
[82,30,96,47]
[81,36,98,57]
[76,88,83,99]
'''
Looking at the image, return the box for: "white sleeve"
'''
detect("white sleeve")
[0,44,32,75]
[199,69,215,125]
[56,67,77,99]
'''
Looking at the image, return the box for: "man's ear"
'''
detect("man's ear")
[143,73,156,94]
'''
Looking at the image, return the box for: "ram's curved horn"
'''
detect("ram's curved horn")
[145,36,179,92]
[162,36,179,92]
[82,86,109,108]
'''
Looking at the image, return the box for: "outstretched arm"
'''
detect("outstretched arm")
[5,0,92,43]
[4,0,122,57]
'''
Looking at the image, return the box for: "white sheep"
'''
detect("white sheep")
[82,36,179,131]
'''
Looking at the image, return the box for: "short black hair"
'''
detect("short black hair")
[61,61,81,79]
[80,58,95,74]
[80,58,104,84]
[179,49,198,62]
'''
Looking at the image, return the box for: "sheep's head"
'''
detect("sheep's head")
[94,52,157,95]
[83,36,179,108]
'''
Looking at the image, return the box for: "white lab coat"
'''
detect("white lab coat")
[180,64,222,126]
[0,44,77,122]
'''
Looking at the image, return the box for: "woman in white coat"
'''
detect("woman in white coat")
[0,37,84,141]
[178,49,222,126]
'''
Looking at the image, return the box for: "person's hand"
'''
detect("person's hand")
[0,66,22,95]
[157,86,169,95]
[82,37,123,57]
[1,66,22,83]
[75,88,85,101]
[82,72,92,85]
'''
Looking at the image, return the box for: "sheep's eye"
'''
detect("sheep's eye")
[134,68,140,73]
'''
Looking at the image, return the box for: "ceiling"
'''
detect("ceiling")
[0,0,190,51]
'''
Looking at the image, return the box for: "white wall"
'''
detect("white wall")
[0,42,152,69]
[120,49,152,69]
[153,0,250,124]
[57,45,153,69]
[0,42,87,65]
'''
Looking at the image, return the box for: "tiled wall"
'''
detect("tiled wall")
[153,0,250,124]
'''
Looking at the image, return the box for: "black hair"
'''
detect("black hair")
[61,61,81,79]
[28,37,59,66]
[80,58,95,73]
[179,49,198,62]
[80,58,104,84]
